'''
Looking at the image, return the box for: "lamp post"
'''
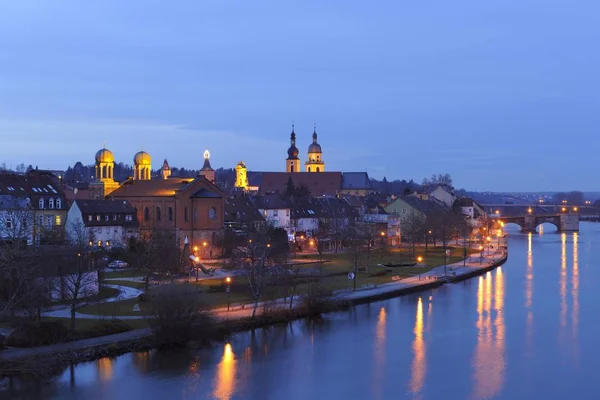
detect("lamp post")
[479,245,484,264]
[486,236,492,255]
[225,276,232,311]
[417,256,423,280]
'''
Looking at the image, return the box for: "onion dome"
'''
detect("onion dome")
[308,128,322,153]
[95,148,114,163]
[133,151,152,165]
[287,128,300,159]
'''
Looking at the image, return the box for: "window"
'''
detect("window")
[56,198,62,209]
[125,215,133,222]
[105,215,109,221]
[273,210,279,217]
[39,198,44,209]
[193,207,198,222]
[402,208,407,214]
[184,207,189,222]
[37,215,43,226]
[46,215,52,227]
[113,215,117,221]
[55,215,61,225]
[88,215,92,222]
[168,207,173,221]
[49,198,54,209]
[5,218,12,229]
[286,209,290,217]
[144,207,150,221]
[96,215,101,221]
[156,207,161,221]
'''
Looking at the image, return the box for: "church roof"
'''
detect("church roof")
[108,177,196,197]
[259,172,343,196]
[341,172,373,190]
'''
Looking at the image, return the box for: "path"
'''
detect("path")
[0,328,152,362]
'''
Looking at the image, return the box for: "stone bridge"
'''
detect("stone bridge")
[499,213,579,233]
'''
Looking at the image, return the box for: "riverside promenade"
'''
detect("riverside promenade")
[0,246,507,363]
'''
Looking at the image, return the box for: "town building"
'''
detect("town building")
[224,194,266,231]
[253,195,292,233]
[65,199,139,248]
[0,171,67,244]
[85,146,225,250]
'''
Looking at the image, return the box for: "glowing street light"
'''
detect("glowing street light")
[562,207,567,212]
[225,276,232,311]
[417,256,423,263]
[193,246,198,252]
[574,207,579,212]
[528,207,533,214]
[202,241,208,247]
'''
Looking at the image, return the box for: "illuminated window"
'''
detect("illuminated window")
[97,215,101,221]
[55,215,61,225]
[88,215,92,222]
[97,240,102,247]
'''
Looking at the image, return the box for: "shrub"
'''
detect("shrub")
[147,284,216,347]
[299,282,339,316]
[7,321,72,347]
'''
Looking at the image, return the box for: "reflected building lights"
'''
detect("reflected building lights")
[525,233,534,353]
[213,343,237,400]
[409,298,426,395]
[560,233,568,330]
[572,232,579,357]
[373,306,387,399]
[96,358,113,382]
[472,269,505,399]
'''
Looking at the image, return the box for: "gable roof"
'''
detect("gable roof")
[108,177,195,197]
[74,199,136,214]
[259,172,343,196]
[341,172,373,190]
[224,195,265,224]
[191,188,222,198]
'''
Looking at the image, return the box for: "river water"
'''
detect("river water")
[5,222,600,400]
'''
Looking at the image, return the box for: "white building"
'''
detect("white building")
[66,199,139,248]
[254,195,291,234]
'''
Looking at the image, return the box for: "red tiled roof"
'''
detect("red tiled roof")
[259,172,342,196]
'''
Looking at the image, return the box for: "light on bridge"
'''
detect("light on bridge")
[527,208,532,214]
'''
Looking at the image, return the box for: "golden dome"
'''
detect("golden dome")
[95,148,114,163]
[133,151,152,165]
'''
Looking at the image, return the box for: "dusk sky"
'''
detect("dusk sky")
[1,1,599,192]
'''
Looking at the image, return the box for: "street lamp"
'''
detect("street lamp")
[527,207,532,214]
[574,207,579,212]
[561,207,567,212]
[225,276,232,311]
[417,256,423,263]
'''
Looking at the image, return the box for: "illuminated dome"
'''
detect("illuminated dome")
[133,151,152,165]
[95,148,114,163]
[308,130,322,153]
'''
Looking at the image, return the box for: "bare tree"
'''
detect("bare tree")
[345,225,366,291]
[402,213,426,258]
[58,220,100,333]
[233,226,287,318]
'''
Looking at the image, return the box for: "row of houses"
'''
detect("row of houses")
[1,168,483,252]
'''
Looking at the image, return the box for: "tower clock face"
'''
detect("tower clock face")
[208,207,217,220]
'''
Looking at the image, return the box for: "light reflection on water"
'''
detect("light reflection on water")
[4,223,599,400]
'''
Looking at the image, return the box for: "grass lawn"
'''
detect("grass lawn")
[43,316,149,331]
[52,286,120,307]
[102,268,145,279]
[77,297,148,317]
[105,279,145,289]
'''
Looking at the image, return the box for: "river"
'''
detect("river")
[4,222,600,399]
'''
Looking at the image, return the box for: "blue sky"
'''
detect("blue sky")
[0,0,599,191]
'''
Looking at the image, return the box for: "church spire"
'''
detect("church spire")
[313,123,317,142]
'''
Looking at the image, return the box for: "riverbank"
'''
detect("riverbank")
[0,245,507,377]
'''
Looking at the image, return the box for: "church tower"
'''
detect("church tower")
[235,161,248,190]
[133,151,152,180]
[305,125,325,172]
[89,146,120,199]
[286,125,301,173]
[161,159,171,179]
[200,150,215,183]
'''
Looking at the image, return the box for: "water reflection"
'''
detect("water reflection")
[560,233,568,330]
[213,343,237,400]
[572,232,579,361]
[373,306,387,399]
[409,298,426,396]
[525,233,534,353]
[472,269,505,399]
[96,358,113,382]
